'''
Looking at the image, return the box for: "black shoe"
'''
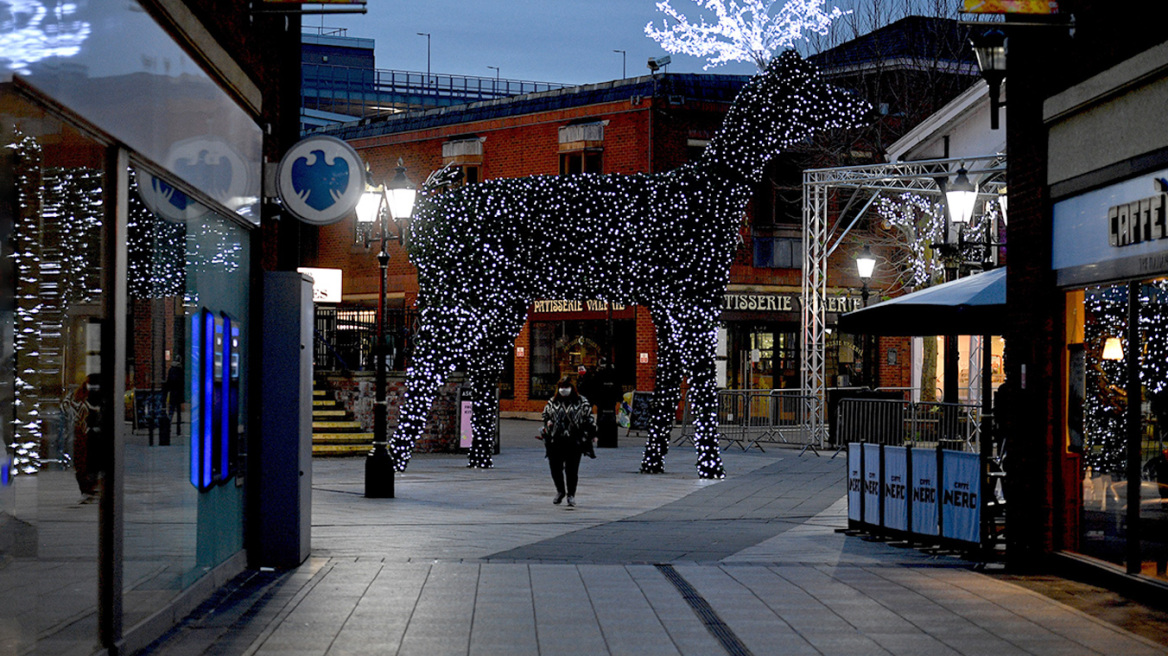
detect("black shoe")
[553,492,565,505]
[566,496,576,507]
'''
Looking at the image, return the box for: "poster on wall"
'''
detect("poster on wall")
[941,450,981,544]
[911,449,939,536]
[863,443,881,526]
[883,446,908,532]
[459,393,473,449]
[848,443,862,522]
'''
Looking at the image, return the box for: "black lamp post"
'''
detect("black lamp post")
[856,244,876,388]
[970,29,1007,130]
[356,159,416,499]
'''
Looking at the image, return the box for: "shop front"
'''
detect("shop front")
[1041,38,1168,580]
[1055,168,1168,579]
[0,3,263,653]
[720,288,863,390]
[514,300,638,408]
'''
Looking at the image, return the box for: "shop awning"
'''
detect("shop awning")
[838,267,1006,336]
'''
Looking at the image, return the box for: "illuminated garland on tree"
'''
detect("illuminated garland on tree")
[396,51,870,478]
[873,192,1003,294]
[646,0,847,70]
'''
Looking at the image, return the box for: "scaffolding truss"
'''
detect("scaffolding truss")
[800,155,1007,448]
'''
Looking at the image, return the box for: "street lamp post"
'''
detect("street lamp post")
[856,245,876,388]
[356,159,417,499]
[417,32,431,89]
[487,66,500,94]
[613,49,626,78]
[970,30,1006,130]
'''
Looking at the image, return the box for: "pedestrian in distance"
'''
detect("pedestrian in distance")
[164,356,184,437]
[541,376,596,507]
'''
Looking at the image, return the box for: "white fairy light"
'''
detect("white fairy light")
[391,51,870,478]
[646,0,847,70]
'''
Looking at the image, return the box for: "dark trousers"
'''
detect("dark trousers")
[548,445,582,496]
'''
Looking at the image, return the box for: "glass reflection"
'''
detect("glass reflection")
[121,168,249,630]
[1078,279,1168,577]
[1,86,105,655]
[1,0,262,222]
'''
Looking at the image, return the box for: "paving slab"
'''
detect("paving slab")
[135,420,1168,656]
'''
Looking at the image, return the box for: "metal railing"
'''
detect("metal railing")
[835,398,982,453]
[302,63,569,118]
[677,389,817,452]
[313,306,418,372]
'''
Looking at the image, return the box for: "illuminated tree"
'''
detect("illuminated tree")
[396,51,870,478]
[645,0,847,70]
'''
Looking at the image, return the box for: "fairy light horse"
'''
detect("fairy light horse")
[396,50,870,478]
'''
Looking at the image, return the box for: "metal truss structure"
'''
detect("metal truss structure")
[800,155,1006,448]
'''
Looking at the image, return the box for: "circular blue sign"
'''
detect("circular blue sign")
[277,135,366,225]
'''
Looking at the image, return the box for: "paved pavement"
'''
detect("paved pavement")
[137,420,1168,656]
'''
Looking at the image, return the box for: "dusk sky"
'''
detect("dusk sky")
[313,1,947,85]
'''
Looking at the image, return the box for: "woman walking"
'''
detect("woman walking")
[541,376,596,507]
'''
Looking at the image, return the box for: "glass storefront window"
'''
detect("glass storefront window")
[726,325,798,390]
[1071,279,1168,577]
[528,319,634,400]
[1,88,107,656]
[121,167,250,628]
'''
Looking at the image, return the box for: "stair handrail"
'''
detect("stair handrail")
[313,328,353,372]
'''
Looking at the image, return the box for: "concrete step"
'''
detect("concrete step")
[313,399,339,407]
[313,432,374,444]
[313,421,363,430]
[313,389,328,397]
[312,444,370,457]
[313,409,347,417]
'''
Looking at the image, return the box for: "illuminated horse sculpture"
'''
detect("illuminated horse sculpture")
[395,51,869,478]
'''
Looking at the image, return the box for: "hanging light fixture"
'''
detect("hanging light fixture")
[386,158,417,221]
[856,244,876,281]
[1102,337,1124,361]
[970,29,1006,130]
[946,167,978,225]
[355,184,386,224]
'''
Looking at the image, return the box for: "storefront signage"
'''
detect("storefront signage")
[883,446,908,532]
[963,0,1057,13]
[1053,170,1168,285]
[910,449,939,536]
[296,267,342,304]
[722,293,860,313]
[847,443,862,522]
[532,299,626,313]
[1108,188,1166,247]
[863,443,881,526]
[135,168,208,222]
[940,450,980,544]
[277,135,366,226]
[167,136,254,218]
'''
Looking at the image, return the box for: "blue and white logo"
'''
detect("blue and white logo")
[277,135,366,226]
[165,136,255,220]
[134,168,209,223]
